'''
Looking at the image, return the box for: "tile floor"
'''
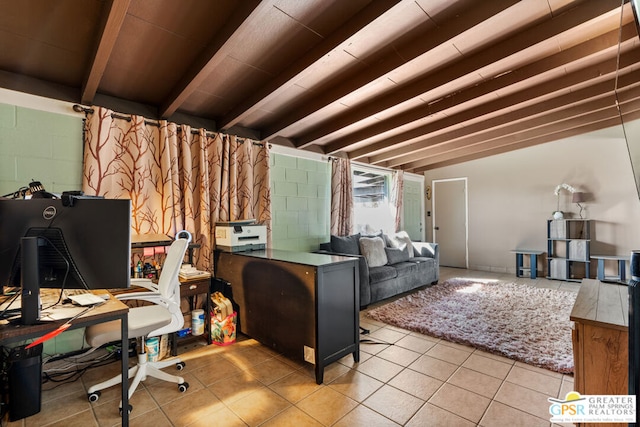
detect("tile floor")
[12,267,581,426]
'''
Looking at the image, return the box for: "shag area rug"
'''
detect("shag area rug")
[366,278,577,373]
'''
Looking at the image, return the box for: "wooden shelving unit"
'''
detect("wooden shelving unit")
[547,219,591,281]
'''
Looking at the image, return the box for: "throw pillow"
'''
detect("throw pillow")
[389,231,415,258]
[385,247,410,265]
[331,233,361,255]
[359,236,388,267]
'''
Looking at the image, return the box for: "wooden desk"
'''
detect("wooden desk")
[570,279,628,427]
[0,291,130,426]
[216,249,359,384]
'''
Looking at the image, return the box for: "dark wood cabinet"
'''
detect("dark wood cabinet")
[215,249,360,384]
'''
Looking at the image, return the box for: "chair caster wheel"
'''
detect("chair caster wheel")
[176,361,186,371]
[178,382,189,393]
[119,404,132,415]
[88,391,101,402]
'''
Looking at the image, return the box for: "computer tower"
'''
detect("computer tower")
[6,343,42,421]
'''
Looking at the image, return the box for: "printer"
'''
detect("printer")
[215,220,266,252]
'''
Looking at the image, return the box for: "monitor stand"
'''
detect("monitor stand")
[20,237,40,325]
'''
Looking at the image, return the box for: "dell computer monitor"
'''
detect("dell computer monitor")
[0,197,131,291]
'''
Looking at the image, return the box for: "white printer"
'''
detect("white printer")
[215,220,266,252]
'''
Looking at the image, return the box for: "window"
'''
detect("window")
[352,165,395,235]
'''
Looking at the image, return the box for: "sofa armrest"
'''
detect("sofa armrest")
[412,242,439,263]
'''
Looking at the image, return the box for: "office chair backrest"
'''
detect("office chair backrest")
[158,231,191,305]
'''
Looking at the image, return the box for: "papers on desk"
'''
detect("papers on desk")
[179,264,211,280]
[67,293,106,306]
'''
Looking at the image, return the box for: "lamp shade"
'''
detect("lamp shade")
[572,192,585,203]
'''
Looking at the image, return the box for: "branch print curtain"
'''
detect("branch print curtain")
[82,107,271,272]
[391,170,404,232]
[330,157,354,236]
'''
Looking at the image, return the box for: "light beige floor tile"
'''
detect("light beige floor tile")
[190,357,242,386]
[447,366,502,399]
[269,371,324,403]
[368,327,408,344]
[321,360,352,384]
[426,343,473,365]
[185,406,247,427]
[92,388,158,426]
[261,406,324,427]
[376,344,421,366]
[355,356,404,383]
[227,387,291,426]
[463,353,513,379]
[363,384,425,425]
[394,334,437,353]
[223,346,274,370]
[388,368,444,401]
[428,383,491,423]
[162,387,226,427]
[334,405,400,426]
[506,365,562,396]
[473,349,516,365]
[296,387,358,426]
[515,361,564,379]
[406,402,476,427]
[408,354,458,381]
[128,407,173,427]
[480,401,550,427]
[338,349,372,368]
[494,381,554,420]
[245,357,297,385]
[329,369,384,402]
[360,342,392,356]
[436,340,475,353]
[209,371,265,405]
[408,331,440,344]
[38,409,98,427]
[145,371,203,406]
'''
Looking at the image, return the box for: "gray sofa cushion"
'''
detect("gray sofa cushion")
[385,247,410,265]
[369,265,397,284]
[359,236,388,267]
[331,233,361,255]
[393,261,417,277]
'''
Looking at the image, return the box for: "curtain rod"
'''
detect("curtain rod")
[72,104,263,146]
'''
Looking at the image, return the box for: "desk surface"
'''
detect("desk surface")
[570,278,628,331]
[0,291,129,343]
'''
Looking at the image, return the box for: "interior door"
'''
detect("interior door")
[403,179,423,240]
[433,178,467,268]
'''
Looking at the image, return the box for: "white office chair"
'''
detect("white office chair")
[85,231,192,414]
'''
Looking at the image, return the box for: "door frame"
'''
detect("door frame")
[403,173,425,241]
[432,177,469,269]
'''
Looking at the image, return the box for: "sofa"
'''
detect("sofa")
[319,231,439,308]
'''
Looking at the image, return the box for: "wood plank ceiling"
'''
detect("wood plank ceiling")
[0,0,638,172]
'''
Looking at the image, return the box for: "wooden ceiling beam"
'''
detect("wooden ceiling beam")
[407,100,640,171]
[335,24,638,159]
[81,0,130,105]
[375,68,640,167]
[158,0,262,119]
[259,0,520,141]
[307,0,625,152]
[347,48,640,167]
[217,0,402,131]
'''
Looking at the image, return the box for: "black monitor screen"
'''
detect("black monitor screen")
[0,198,131,290]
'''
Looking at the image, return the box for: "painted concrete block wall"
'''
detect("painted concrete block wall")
[0,102,84,196]
[269,153,331,251]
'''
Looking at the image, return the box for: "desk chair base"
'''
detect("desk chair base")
[87,352,189,413]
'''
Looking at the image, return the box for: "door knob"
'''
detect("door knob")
[434,226,440,230]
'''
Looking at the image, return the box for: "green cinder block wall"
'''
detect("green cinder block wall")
[0,103,84,196]
[269,153,331,251]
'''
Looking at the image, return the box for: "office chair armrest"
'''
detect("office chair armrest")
[130,278,159,293]
[116,292,171,309]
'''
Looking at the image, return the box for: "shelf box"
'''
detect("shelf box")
[550,259,567,279]
[549,220,566,239]
[569,240,588,261]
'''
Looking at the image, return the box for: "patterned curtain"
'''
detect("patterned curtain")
[391,170,404,232]
[330,157,354,236]
[82,107,271,272]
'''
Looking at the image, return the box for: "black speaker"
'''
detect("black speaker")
[20,237,40,325]
[7,343,42,421]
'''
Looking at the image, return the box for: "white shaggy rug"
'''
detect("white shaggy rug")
[366,278,577,373]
